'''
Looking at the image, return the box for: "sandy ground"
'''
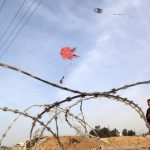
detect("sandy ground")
[11,135,150,150]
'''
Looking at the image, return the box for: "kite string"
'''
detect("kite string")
[64,60,73,78]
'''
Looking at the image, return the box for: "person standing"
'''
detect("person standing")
[146,99,150,124]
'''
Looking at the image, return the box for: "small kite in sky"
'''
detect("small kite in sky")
[94,8,124,15]
[113,13,123,15]
[59,47,79,84]
[94,8,103,14]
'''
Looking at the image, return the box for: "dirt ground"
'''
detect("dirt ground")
[11,135,150,150]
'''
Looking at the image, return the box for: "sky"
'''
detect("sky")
[0,0,150,146]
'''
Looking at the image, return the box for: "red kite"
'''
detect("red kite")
[60,47,79,60]
[59,47,79,83]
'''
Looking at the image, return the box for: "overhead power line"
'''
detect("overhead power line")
[0,0,38,51]
[0,0,44,58]
[0,0,27,43]
[0,0,7,13]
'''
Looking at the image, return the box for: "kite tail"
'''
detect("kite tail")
[71,48,79,58]
[73,54,79,58]
[71,47,76,52]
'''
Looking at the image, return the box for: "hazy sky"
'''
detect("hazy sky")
[0,0,150,146]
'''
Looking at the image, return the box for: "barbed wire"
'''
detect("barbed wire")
[106,80,150,94]
[0,104,43,146]
[0,62,82,94]
[18,93,149,149]
[33,103,118,149]
[0,95,149,149]
[0,106,65,150]
[29,93,150,142]
[0,62,150,150]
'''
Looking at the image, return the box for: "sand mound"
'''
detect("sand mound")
[11,135,150,150]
